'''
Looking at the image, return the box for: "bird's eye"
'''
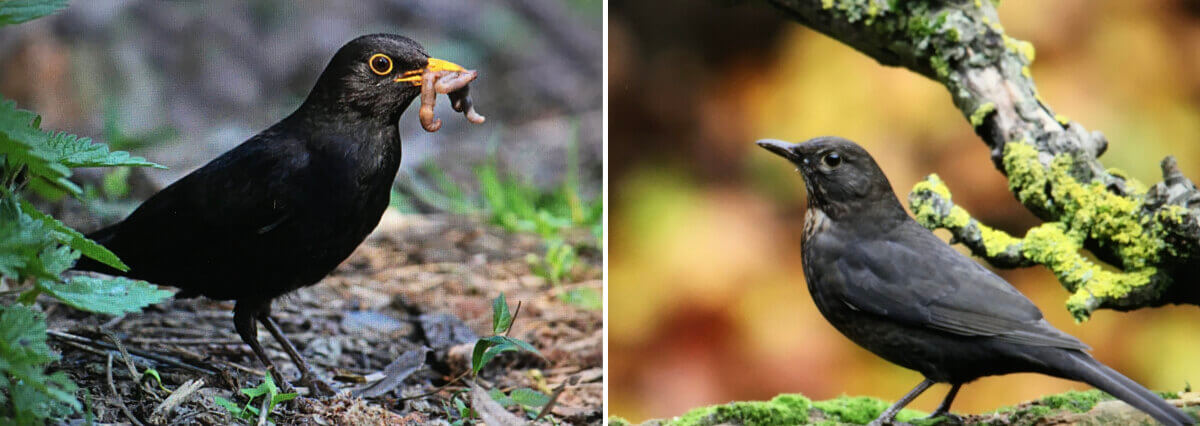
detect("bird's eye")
[822,152,842,168]
[369,53,393,76]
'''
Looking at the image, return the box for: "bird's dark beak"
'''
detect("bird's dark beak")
[394,58,467,85]
[756,139,804,164]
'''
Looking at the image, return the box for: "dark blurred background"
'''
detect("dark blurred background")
[0,0,601,227]
[610,0,1200,422]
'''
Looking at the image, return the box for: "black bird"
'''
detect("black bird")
[76,34,476,394]
[757,137,1193,425]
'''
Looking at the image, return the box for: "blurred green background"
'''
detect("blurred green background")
[0,0,602,228]
[610,0,1200,422]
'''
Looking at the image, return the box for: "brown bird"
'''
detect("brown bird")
[758,136,1193,425]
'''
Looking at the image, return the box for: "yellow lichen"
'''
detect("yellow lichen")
[1003,35,1036,63]
[1002,142,1052,211]
[979,224,1022,258]
[913,173,952,199]
[970,102,996,127]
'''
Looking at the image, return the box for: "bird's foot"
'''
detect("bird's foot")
[298,371,337,397]
[921,412,963,425]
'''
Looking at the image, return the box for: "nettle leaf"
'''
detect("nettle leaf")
[37,276,171,316]
[1,98,163,197]
[41,131,164,169]
[0,304,80,420]
[491,293,512,335]
[32,244,79,280]
[19,200,128,271]
[0,0,68,26]
[0,99,78,195]
[0,196,58,279]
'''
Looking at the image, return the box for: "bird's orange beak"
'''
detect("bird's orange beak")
[394,58,467,85]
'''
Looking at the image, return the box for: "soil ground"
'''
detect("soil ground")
[43,210,603,425]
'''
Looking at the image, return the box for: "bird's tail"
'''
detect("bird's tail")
[1053,350,1194,425]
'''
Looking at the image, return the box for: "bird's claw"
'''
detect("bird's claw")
[298,372,337,397]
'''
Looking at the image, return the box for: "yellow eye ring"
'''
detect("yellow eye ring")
[369,53,393,75]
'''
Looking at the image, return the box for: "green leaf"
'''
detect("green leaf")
[488,388,514,407]
[40,131,164,169]
[0,0,68,27]
[562,287,601,310]
[37,276,171,315]
[213,396,246,418]
[0,304,80,420]
[0,99,78,194]
[509,387,550,408]
[478,341,522,373]
[19,200,128,271]
[500,336,541,357]
[271,391,297,406]
[0,195,58,279]
[102,167,131,198]
[491,293,512,335]
[471,339,494,376]
[141,368,168,391]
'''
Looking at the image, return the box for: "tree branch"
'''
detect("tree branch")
[763,0,1200,319]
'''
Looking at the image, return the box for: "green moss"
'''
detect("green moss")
[969,102,996,127]
[989,390,1114,423]
[1039,389,1109,413]
[812,395,927,424]
[608,417,633,426]
[671,394,812,426]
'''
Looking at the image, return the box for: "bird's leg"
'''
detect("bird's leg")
[869,379,935,426]
[257,312,336,396]
[923,384,963,423]
[233,301,294,393]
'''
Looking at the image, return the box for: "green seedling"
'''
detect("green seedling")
[471,293,542,376]
[213,373,297,424]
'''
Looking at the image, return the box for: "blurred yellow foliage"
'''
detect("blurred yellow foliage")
[610,0,1200,423]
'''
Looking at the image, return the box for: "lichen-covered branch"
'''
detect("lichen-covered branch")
[763,0,1200,318]
[911,173,1169,320]
[610,390,1200,426]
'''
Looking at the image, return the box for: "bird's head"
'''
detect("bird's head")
[756,136,901,216]
[305,33,468,120]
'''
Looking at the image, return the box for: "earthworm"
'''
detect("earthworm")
[417,70,486,132]
[418,71,441,132]
[449,84,486,124]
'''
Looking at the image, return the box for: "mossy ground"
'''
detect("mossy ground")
[610,389,1199,426]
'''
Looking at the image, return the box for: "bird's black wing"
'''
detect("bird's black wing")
[93,130,311,283]
[827,222,1089,351]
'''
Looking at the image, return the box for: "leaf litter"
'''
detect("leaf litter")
[37,211,602,424]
